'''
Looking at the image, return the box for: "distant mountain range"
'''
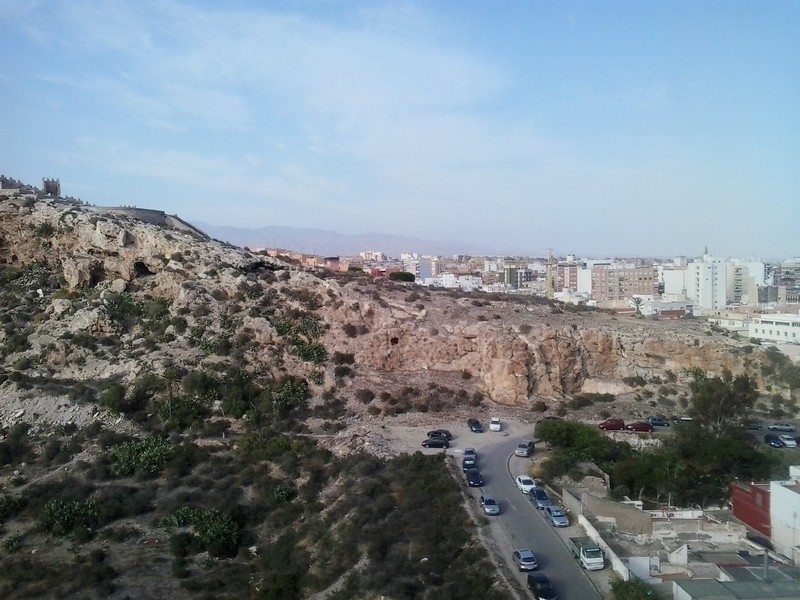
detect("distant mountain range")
[193,222,518,258]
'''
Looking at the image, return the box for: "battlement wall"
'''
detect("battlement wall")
[90,207,208,239]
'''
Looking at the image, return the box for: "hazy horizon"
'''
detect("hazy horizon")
[2,1,797,258]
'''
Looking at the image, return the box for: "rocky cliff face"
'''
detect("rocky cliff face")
[319,287,757,405]
[0,197,762,411]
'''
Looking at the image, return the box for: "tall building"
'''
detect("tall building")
[686,255,728,312]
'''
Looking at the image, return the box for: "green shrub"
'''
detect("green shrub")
[355,389,375,404]
[271,485,298,504]
[3,533,21,553]
[162,507,241,558]
[113,436,174,477]
[622,375,646,387]
[0,495,25,523]
[39,499,98,540]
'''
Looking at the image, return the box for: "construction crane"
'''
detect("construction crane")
[545,249,555,300]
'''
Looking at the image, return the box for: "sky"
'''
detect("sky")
[1,0,798,259]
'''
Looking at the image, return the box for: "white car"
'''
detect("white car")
[490,417,502,432]
[780,435,798,447]
[515,475,536,494]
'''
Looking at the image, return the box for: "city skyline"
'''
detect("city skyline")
[2,1,798,258]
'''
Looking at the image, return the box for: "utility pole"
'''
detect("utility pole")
[546,249,555,300]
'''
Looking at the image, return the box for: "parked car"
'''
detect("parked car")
[768,423,796,432]
[780,435,798,448]
[515,440,535,457]
[673,416,694,424]
[462,456,477,471]
[544,505,569,527]
[647,417,670,427]
[479,495,500,516]
[527,573,558,600]
[747,421,763,430]
[426,429,453,440]
[530,486,552,510]
[421,437,449,449]
[598,418,625,431]
[489,417,502,432]
[626,421,655,433]
[465,468,483,487]
[467,418,483,433]
[512,549,539,571]
[764,434,785,448]
[515,475,536,494]
[463,447,477,460]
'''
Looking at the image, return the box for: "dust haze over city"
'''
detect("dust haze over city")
[1,0,798,259]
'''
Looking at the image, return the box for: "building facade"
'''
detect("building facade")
[590,266,657,302]
[749,312,800,345]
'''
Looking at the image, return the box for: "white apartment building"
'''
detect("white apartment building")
[687,255,728,313]
[359,250,387,261]
[770,467,800,563]
[422,273,482,292]
[659,266,688,297]
[749,311,800,345]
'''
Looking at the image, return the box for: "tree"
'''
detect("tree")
[388,271,415,282]
[688,374,758,439]
[629,296,644,316]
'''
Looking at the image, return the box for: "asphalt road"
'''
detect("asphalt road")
[465,431,603,600]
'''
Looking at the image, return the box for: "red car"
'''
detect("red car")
[598,418,625,431]
[626,421,655,433]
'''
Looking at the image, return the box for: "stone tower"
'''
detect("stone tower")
[42,178,61,197]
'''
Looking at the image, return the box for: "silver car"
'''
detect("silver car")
[530,486,551,510]
[515,440,534,457]
[512,549,539,571]
[480,495,500,516]
[544,505,569,527]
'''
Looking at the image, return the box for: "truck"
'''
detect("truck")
[567,537,605,571]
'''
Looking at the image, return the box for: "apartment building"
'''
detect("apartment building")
[556,264,579,292]
[770,472,800,563]
[687,255,728,312]
[590,266,657,301]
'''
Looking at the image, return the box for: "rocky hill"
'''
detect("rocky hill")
[0,193,776,599]
[0,195,767,411]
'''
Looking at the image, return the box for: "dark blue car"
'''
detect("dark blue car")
[764,434,785,448]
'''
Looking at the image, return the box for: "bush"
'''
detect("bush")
[388,271,415,282]
[162,507,241,558]
[610,576,659,599]
[332,352,355,365]
[622,376,646,387]
[532,400,548,412]
[355,389,375,404]
[39,499,98,541]
[113,436,174,477]
[334,365,352,379]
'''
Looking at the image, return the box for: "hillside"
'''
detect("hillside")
[0,193,784,598]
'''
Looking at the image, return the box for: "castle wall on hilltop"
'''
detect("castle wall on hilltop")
[89,206,208,239]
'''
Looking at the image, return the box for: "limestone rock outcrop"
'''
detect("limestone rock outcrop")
[0,196,768,408]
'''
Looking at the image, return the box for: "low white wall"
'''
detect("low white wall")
[577,514,630,581]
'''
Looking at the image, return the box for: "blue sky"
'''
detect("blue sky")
[1,0,798,258]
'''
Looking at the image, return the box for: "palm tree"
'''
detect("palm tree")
[629,296,644,316]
